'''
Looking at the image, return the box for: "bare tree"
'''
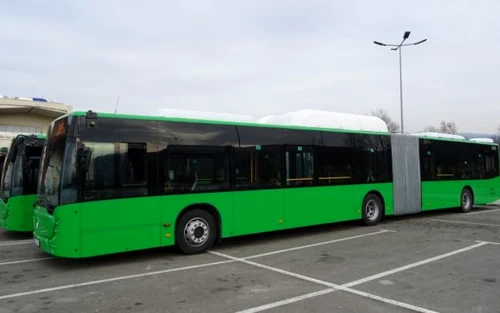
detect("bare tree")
[370,109,400,133]
[439,121,458,134]
[423,121,458,134]
[423,125,439,132]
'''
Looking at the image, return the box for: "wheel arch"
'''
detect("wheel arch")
[365,190,386,216]
[462,185,475,205]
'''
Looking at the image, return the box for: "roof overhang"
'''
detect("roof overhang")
[0,98,72,118]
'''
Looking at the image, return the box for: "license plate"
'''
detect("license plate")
[34,238,40,247]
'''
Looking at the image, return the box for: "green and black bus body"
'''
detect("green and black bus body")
[33,111,500,258]
[0,134,46,231]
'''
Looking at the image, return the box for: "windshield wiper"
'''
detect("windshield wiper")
[34,195,55,213]
[0,191,7,203]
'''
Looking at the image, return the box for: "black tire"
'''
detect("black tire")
[362,193,383,226]
[176,209,217,254]
[459,188,473,213]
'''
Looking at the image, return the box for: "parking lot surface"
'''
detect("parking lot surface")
[1,204,500,313]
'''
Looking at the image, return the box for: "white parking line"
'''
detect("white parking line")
[467,208,500,215]
[0,257,54,267]
[234,289,335,313]
[210,251,439,313]
[0,230,390,299]
[476,240,500,246]
[211,250,343,288]
[244,229,394,259]
[339,286,438,313]
[0,259,234,300]
[430,219,500,227]
[343,241,488,287]
[0,231,391,270]
[225,241,489,313]
[0,240,33,247]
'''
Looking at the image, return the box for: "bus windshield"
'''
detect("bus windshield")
[0,139,18,198]
[37,135,77,211]
[38,135,66,209]
[1,136,46,199]
[0,161,12,198]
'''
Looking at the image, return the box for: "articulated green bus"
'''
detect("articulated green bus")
[33,110,500,258]
[0,133,46,231]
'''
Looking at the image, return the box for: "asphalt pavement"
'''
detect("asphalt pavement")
[1,204,499,313]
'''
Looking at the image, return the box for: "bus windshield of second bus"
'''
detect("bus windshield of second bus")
[0,133,46,231]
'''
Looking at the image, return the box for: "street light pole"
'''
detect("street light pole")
[374,32,427,134]
[398,47,403,135]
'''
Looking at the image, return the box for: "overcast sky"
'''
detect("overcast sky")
[2,0,499,133]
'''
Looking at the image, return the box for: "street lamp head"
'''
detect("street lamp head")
[373,41,386,46]
[403,31,411,39]
[414,38,427,45]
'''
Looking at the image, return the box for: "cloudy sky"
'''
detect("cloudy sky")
[2,0,499,133]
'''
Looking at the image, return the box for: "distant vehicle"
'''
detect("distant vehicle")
[32,110,500,258]
[460,132,500,145]
[0,133,46,231]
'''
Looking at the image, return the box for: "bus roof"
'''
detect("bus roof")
[468,138,495,143]
[61,110,500,146]
[0,132,45,152]
[255,109,388,133]
[70,109,391,135]
[410,132,498,146]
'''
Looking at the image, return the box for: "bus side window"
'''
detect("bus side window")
[119,143,147,185]
[285,146,314,186]
[233,145,281,189]
[83,142,148,201]
[162,146,230,193]
[164,158,197,192]
[484,146,499,179]
[317,146,352,185]
[435,141,457,180]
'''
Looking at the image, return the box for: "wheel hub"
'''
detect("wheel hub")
[462,193,470,208]
[184,218,210,247]
[194,227,204,238]
[366,200,379,220]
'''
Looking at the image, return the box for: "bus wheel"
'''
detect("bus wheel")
[176,209,217,254]
[459,188,473,213]
[362,194,383,226]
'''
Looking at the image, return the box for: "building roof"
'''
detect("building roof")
[0,96,73,118]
